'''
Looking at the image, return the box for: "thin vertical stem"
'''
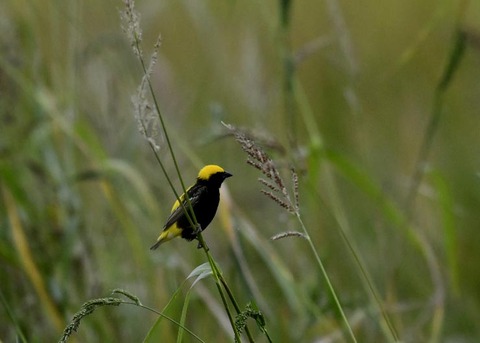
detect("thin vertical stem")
[196,232,256,343]
[295,213,358,343]
[279,0,297,148]
[404,29,466,217]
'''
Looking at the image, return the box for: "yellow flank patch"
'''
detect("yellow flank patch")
[197,165,225,180]
[171,197,181,212]
[158,224,183,243]
[171,185,193,212]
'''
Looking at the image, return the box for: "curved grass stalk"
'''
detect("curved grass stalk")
[223,122,358,342]
[58,290,205,343]
[121,2,258,341]
[294,213,358,343]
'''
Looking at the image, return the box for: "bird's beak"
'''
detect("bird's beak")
[224,171,233,178]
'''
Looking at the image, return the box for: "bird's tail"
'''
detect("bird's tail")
[150,239,164,250]
[150,225,182,250]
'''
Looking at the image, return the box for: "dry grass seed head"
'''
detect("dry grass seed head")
[223,122,297,213]
[120,0,143,57]
[291,167,299,211]
[260,189,295,213]
[258,178,282,193]
[132,77,162,151]
[247,158,264,172]
[271,231,308,241]
[127,16,163,151]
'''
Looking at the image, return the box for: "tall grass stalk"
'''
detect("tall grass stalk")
[294,213,357,343]
[401,26,467,342]
[277,0,400,334]
[121,1,261,341]
[404,28,466,215]
[0,289,27,343]
[58,289,205,343]
[276,2,357,339]
[3,186,65,333]
[223,122,358,342]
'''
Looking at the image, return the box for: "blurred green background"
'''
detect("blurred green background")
[1,0,480,342]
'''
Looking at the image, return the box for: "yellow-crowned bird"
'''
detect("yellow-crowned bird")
[150,165,232,249]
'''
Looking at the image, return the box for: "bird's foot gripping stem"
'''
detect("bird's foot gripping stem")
[194,224,207,250]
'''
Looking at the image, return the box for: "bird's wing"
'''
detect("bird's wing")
[163,184,203,229]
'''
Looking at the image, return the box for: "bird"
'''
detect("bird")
[150,165,232,249]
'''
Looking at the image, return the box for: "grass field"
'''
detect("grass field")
[1,0,480,342]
